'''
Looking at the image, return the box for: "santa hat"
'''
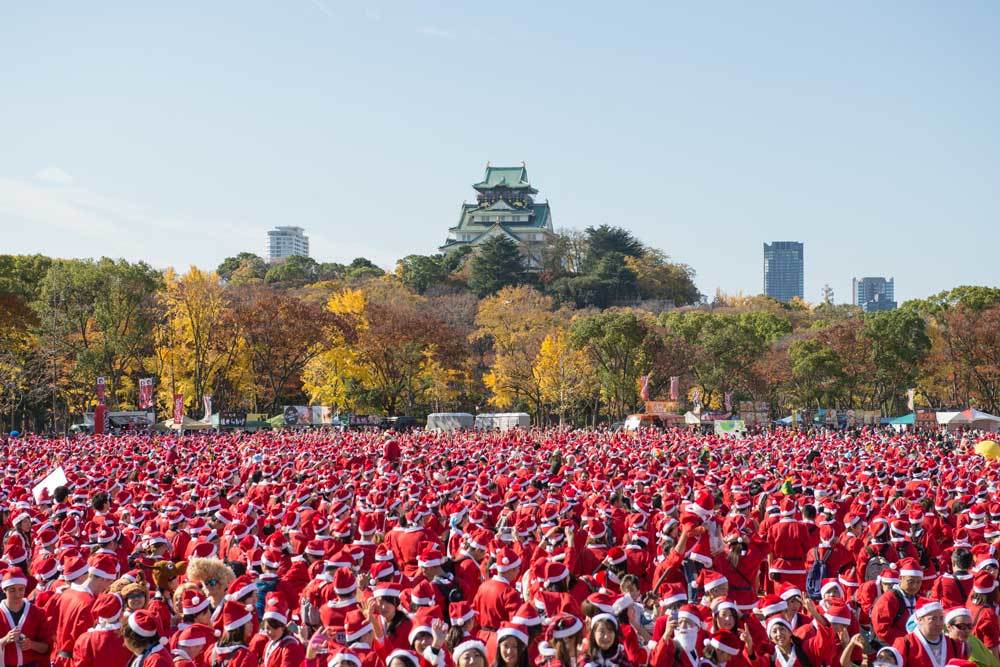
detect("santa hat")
[687,540,713,567]
[448,600,478,627]
[373,582,402,599]
[546,613,583,640]
[604,547,626,566]
[127,609,165,642]
[407,608,438,644]
[512,602,540,627]
[333,567,357,595]
[698,570,728,593]
[262,592,289,626]
[383,652,418,667]
[687,489,715,520]
[221,599,254,632]
[757,595,787,617]
[496,622,529,646]
[823,602,852,626]
[914,598,943,619]
[766,615,791,635]
[778,583,802,601]
[944,607,972,626]
[408,580,436,607]
[343,610,374,643]
[452,640,487,664]
[492,548,521,574]
[88,553,119,580]
[93,592,124,623]
[821,579,844,598]
[544,561,569,585]
[973,570,997,595]
[706,630,744,656]
[897,557,923,579]
[659,582,688,608]
[676,604,705,629]
[878,566,900,586]
[417,545,444,569]
[181,588,211,616]
[176,623,218,648]
[226,574,257,601]
[0,568,27,589]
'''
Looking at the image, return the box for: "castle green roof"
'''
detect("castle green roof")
[473,166,536,192]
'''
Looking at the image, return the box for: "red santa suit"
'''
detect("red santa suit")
[207,644,257,667]
[0,598,49,667]
[891,631,967,667]
[72,622,132,667]
[53,583,98,662]
[871,587,915,646]
[930,572,973,609]
[132,644,173,667]
[471,574,522,635]
[452,553,483,603]
[262,634,305,667]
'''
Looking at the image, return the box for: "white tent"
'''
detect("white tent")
[475,413,530,431]
[426,413,474,432]
[937,409,1000,432]
[684,411,702,425]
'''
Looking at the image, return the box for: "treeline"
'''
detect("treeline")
[1,232,998,431]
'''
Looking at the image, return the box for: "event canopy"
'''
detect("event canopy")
[937,409,1000,431]
[890,413,916,425]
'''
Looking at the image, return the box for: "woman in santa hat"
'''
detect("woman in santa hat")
[539,614,584,667]
[260,592,305,667]
[493,622,531,667]
[170,623,216,667]
[122,608,172,667]
[578,612,633,667]
[206,600,257,667]
[370,584,414,660]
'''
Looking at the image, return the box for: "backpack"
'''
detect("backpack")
[863,546,890,582]
[806,547,832,600]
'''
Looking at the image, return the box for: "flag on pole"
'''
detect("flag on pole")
[202,394,213,422]
[138,378,154,409]
[724,391,733,413]
[669,376,679,401]
[639,375,650,402]
[173,394,184,424]
[692,388,702,414]
[907,388,915,411]
[96,377,106,405]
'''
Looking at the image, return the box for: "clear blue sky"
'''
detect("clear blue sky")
[1,1,998,303]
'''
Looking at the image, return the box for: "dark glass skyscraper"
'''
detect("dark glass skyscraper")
[763,241,804,302]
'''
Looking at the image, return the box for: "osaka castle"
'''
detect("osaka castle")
[439,163,554,269]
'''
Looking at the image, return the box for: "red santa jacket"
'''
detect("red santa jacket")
[471,575,522,632]
[72,624,132,667]
[870,588,914,645]
[891,631,967,667]
[930,572,973,609]
[53,584,97,658]
[0,599,49,667]
[262,634,305,667]
[208,644,257,667]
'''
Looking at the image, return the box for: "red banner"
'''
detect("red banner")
[94,404,106,435]
[139,378,154,409]
[173,394,184,423]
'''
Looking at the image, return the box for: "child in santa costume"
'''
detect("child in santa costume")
[122,609,172,667]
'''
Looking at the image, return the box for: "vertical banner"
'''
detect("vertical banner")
[93,404,106,435]
[138,378,154,409]
[96,377,107,405]
[173,394,184,424]
[907,388,915,412]
[692,388,702,414]
[639,375,650,402]
[202,394,213,421]
[669,376,679,401]
[724,391,733,413]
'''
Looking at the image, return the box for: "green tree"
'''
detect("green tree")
[624,249,702,306]
[468,236,527,297]
[264,255,319,285]
[861,308,930,412]
[583,225,644,272]
[569,310,654,418]
[788,338,844,408]
[217,252,266,282]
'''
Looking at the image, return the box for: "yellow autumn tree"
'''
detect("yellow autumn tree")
[475,285,564,420]
[301,288,370,411]
[534,329,595,425]
[154,267,249,414]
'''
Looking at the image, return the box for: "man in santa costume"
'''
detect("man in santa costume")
[51,553,118,665]
[872,557,924,645]
[71,592,132,667]
[0,568,49,667]
[891,599,967,667]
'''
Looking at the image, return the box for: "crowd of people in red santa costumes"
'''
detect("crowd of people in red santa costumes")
[0,426,997,667]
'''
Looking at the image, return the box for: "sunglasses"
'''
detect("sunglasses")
[951,623,973,630]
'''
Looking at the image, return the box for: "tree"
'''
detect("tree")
[534,329,595,425]
[569,310,655,418]
[264,255,319,285]
[583,225,644,272]
[156,267,245,412]
[217,253,266,282]
[860,309,930,413]
[468,236,527,297]
[475,286,560,419]
[624,249,702,305]
[229,286,347,411]
[788,338,845,408]
[35,258,161,409]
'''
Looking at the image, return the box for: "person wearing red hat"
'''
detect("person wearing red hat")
[871,558,924,646]
[51,552,117,666]
[891,599,968,667]
[650,604,704,667]
[369,582,414,660]
[495,622,530,667]
[259,592,305,667]
[471,548,522,649]
[122,608,171,667]
[170,623,216,667]
[538,614,583,667]
[320,567,360,632]
[932,549,976,610]
[70,592,131,667]
[965,571,1000,656]
[0,567,49,667]
[207,600,256,667]
[340,609,380,667]
[453,532,488,604]
[766,499,812,592]
[764,612,832,667]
